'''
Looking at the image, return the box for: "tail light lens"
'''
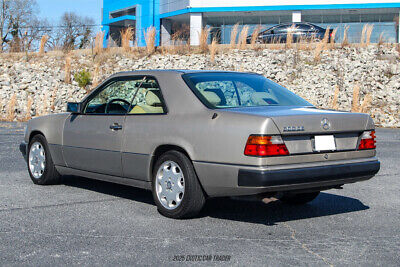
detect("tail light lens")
[244,135,289,157]
[358,131,376,150]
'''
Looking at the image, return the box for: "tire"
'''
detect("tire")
[152,150,205,219]
[279,191,320,205]
[27,134,61,185]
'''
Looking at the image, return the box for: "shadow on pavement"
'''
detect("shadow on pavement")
[63,176,369,225]
[202,193,369,225]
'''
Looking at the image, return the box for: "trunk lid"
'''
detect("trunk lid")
[221,106,370,155]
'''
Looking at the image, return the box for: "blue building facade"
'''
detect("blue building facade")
[102,0,161,47]
[102,1,400,46]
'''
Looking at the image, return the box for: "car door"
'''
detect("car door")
[121,77,168,181]
[63,77,144,177]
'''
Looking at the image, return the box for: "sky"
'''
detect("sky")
[36,0,103,26]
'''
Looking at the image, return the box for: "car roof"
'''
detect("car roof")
[109,69,259,77]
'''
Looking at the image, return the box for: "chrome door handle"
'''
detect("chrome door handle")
[110,124,123,131]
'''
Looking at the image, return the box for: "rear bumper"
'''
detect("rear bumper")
[238,160,380,188]
[194,157,380,197]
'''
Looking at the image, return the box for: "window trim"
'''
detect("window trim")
[81,75,169,116]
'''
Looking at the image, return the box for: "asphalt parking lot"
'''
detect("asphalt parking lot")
[0,123,399,266]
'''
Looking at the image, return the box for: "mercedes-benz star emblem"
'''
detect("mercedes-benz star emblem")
[321,118,331,130]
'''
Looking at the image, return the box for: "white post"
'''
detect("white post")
[161,19,172,46]
[292,11,302,23]
[190,13,203,46]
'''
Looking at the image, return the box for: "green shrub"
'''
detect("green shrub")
[74,70,92,89]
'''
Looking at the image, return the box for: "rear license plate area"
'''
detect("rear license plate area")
[314,135,336,152]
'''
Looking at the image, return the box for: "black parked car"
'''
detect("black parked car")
[247,22,334,44]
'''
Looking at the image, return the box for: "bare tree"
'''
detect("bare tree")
[0,0,46,52]
[56,12,95,51]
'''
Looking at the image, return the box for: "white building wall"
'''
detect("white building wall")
[189,0,400,8]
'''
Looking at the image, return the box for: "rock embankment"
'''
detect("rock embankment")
[0,46,399,127]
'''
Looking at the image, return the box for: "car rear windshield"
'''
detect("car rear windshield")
[182,73,313,109]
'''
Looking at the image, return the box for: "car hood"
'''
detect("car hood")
[219,106,371,134]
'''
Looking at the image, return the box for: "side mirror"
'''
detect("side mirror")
[67,102,82,114]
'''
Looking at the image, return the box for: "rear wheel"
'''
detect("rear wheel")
[279,191,320,205]
[152,151,205,219]
[28,135,61,185]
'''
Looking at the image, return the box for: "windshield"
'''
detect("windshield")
[182,73,313,109]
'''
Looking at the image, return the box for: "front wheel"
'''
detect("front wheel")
[27,134,61,185]
[152,151,205,219]
[279,191,320,205]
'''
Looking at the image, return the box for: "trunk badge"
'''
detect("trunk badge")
[324,154,329,160]
[321,118,331,130]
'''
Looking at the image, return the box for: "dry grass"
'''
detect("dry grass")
[286,25,295,49]
[238,26,249,50]
[92,64,101,88]
[121,27,134,52]
[360,93,372,113]
[329,28,338,49]
[210,37,218,63]
[230,23,239,49]
[37,93,49,117]
[342,26,350,47]
[50,87,58,112]
[145,27,156,55]
[250,25,262,49]
[24,97,33,121]
[314,42,324,62]
[331,85,340,110]
[94,31,105,54]
[38,35,49,56]
[364,24,374,47]
[351,83,360,112]
[199,27,211,53]
[6,94,17,121]
[64,56,72,84]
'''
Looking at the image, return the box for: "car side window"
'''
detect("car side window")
[129,78,167,114]
[85,79,142,115]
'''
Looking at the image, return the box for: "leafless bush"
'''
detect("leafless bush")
[238,26,249,50]
[39,35,49,55]
[230,23,239,49]
[145,27,156,55]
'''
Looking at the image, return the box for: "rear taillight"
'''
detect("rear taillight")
[358,131,376,150]
[244,135,289,157]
